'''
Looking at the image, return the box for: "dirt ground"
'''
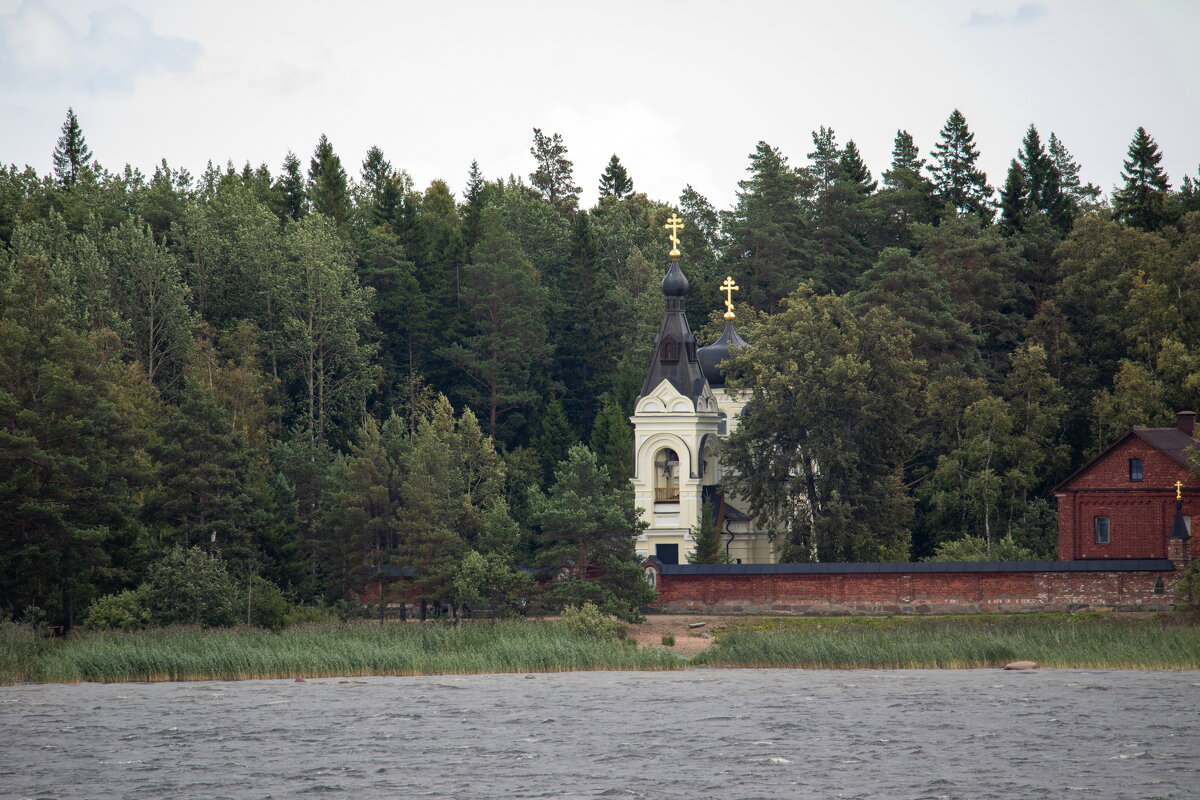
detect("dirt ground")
[629,614,733,655]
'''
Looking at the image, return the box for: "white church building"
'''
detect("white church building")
[629,219,777,565]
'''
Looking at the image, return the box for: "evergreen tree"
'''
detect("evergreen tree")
[462,160,486,248]
[143,382,261,571]
[838,140,877,194]
[51,108,94,188]
[528,445,653,620]
[1048,132,1099,207]
[1113,126,1172,231]
[597,154,634,199]
[687,500,729,564]
[722,141,809,312]
[999,159,1028,234]
[360,146,402,228]
[275,151,307,221]
[308,134,351,225]
[929,109,995,222]
[532,397,577,485]
[0,263,149,629]
[807,126,842,191]
[439,207,547,441]
[529,128,580,209]
[884,130,924,182]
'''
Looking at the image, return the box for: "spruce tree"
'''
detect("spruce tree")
[884,130,925,184]
[1113,127,1172,231]
[597,154,634,199]
[275,151,307,221]
[308,134,351,225]
[529,128,580,209]
[930,110,995,222]
[1048,132,1099,206]
[838,140,877,194]
[999,159,1028,234]
[52,108,93,188]
[361,146,401,228]
[807,126,842,192]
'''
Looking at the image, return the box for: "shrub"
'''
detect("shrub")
[83,590,149,631]
[560,602,627,640]
[247,577,292,631]
[661,634,675,647]
[139,546,240,627]
[1176,561,1200,613]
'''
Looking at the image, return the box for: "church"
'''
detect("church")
[629,216,776,565]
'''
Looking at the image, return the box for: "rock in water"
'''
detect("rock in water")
[1003,660,1039,670]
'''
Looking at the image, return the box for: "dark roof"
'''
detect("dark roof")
[660,559,1175,576]
[1054,427,1200,491]
[697,320,750,388]
[720,503,753,522]
[638,259,710,403]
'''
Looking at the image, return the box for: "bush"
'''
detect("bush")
[83,590,149,631]
[247,577,292,632]
[1176,560,1200,613]
[139,546,240,627]
[560,602,627,640]
[661,634,675,647]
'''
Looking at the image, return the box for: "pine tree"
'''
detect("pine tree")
[597,154,634,199]
[529,128,580,209]
[52,108,94,188]
[533,397,577,485]
[308,134,351,225]
[687,500,729,564]
[808,126,842,192]
[876,130,939,240]
[930,110,995,222]
[1018,125,1069,231]
[1113,127,1172,231]
[275,151,307,221]
[462,160,486,248]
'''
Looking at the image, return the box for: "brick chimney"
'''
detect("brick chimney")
[1177,410,1197,437]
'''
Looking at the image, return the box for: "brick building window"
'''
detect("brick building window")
[1129,458,1143,481]
[1094,516,1111,545]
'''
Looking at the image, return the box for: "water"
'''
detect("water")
[2,669,1198,799]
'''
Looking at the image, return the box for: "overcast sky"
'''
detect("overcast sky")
[2,0,1197,211]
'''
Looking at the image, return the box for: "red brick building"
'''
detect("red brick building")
[1055,411,1200,562]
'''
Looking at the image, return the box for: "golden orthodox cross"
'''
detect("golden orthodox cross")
[721,276,740,315]
[1176,480,1184,500]
[664,214,685,257]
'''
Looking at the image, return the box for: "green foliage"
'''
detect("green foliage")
[452,550,534,617]
[661,634,675,646]
[529,129,580,209]
[930,109,994,222]
[598,154,634,199]
[530,445,654,620]
[722,288,921,562]
[1113,127,1172,232]
[923,534,1041,562]
[560,601,628,640]
[138,546,241,628]
[1174,560,1200,613]
[688,500,729,564]
[83,590,149,631]
[52,108,94,188]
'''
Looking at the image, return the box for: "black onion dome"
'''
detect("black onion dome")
[661,260,689,297]
[697,321,750,387]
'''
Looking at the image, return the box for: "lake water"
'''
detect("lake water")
[2,669,1199,799]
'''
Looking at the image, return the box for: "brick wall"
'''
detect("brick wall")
[649,566,1179,615]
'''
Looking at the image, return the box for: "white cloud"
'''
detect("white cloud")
[0,1,201,93]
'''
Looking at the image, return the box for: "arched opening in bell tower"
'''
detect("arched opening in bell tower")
[654,447,680,503]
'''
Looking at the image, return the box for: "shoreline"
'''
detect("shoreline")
[4,612,1198,684]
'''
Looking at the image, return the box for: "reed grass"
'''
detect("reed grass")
[693,614,1200,670]
[2,620,684,684]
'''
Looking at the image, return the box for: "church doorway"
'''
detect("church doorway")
[655,543,679,565]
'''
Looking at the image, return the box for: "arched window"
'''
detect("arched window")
[654,447,680,503]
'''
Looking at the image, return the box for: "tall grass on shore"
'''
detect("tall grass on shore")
[1,620,683,684]
[692,614,1200,670]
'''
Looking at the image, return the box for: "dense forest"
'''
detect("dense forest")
[3,108,1200,629]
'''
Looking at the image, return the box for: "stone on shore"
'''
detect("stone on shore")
[1003,660,1039,670]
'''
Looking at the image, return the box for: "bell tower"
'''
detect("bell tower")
[629,215,721,564]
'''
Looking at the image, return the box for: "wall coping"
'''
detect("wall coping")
[660,559,1176,576]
